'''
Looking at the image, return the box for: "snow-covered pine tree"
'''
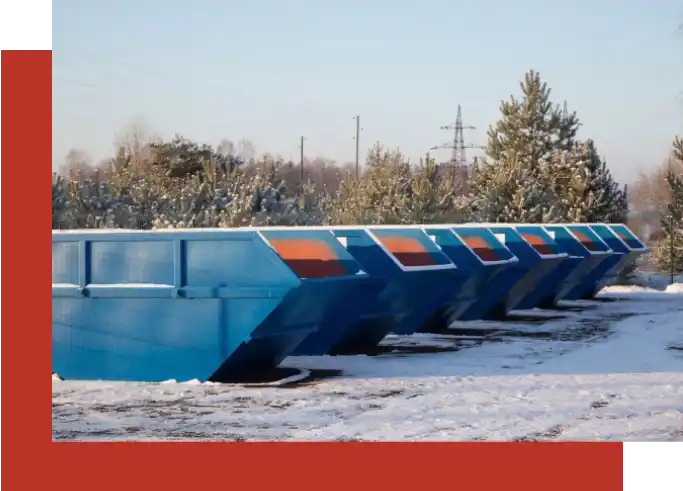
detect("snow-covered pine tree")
[468,70,580,223]
[324,144,413,225]
[487,70,579,167]
[654,160,683,274]
[497,155,560,223]
[556,140,628,223]
[403,154,468,224]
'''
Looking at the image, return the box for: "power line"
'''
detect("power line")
[430,104,485,188]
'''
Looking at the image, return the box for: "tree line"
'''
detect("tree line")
[52,69,683,274]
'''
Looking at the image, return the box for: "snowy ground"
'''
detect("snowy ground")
[52,286,683,442]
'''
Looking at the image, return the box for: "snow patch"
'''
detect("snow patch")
[665,283,683,294]
[52,294,683,442]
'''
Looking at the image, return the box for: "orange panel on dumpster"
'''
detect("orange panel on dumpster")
[520,233,555,256]
[375,236,436,267]
[269,239,349,278]
[571,230,601,252]
[461,236,501,262]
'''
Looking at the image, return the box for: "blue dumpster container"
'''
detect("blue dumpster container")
[487,225,568,315]
[585,223,650,297]
[293,226,461,355]
[546,224,615,302]
[52,228,381,383]
[420,225,521,328]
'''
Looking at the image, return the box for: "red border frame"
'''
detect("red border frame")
[2,49,623,491]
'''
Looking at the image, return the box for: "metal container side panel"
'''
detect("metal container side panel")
[421,265,506,328]
[389,269,468,336]
[524,255,579,308]
[331,228,402,277]
[608,224,649,252]
[293,227,459,354]
[456,262,526,321]
[52,230,302,290]
[52,297,236,382]
[437,226,521,320]
[585,224,644,292]
[531,255,583,307]
[487,227,543,265]
[51,230,318,383]
[564,225,612,254]
[550,255,608,303]
[563,254,625,300]
[52,241,80,285]
[589,225,630,254]
[323,267,466,352]
[498,258,558,311]
[422,228,482,272]
[544,226,593,258]
[289,276,388,356]
[513,225,564,257]
[448,226,518,265]
[240,228,390,361]
[540,225,611,304]
[570,252,620,298]
[592,253,642,293]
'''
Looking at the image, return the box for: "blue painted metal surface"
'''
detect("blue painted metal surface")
[52,228,379,382]
[559,225,615,300]
[541,225,614,304]
[487,225,568,315]
[586,224,649,296]
[293,226,461,354]
[422,226,522,325]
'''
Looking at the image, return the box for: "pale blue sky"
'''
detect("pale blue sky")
[53,0,683,184]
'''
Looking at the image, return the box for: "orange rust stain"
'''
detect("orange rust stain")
[376,236,435,267]
[520,233,554,256]
[571,230,600,252]
[461,236,500,262]
[269,239,348,278]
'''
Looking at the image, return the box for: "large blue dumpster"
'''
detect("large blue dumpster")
[420,226,522,328]
[540,224,614,305]
[293,226,461,355]
[486,225,568,315]
[586,223,650,297]
[52,228,381,382]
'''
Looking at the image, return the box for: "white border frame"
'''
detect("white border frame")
[568,222,649,253]
[362,228,457,273]
[605,224,649,252]
[360,223,519,267]
[441,228,519,267]
[544,225,613,256]
[457,223,567,260]
[255,229,371,278]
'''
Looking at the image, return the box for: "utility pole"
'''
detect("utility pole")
[299,136,306,183]
[354,116,360,180]
[669,156,675,285]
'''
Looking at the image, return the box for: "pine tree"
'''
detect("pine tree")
[487,70,579,167]
[556,141,628,223]
[468,70,580,222]
[403,155,468,224]
[322,144,411,225]
[654,167,683,274]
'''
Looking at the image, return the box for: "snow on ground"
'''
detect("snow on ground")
[52,286,683,442]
